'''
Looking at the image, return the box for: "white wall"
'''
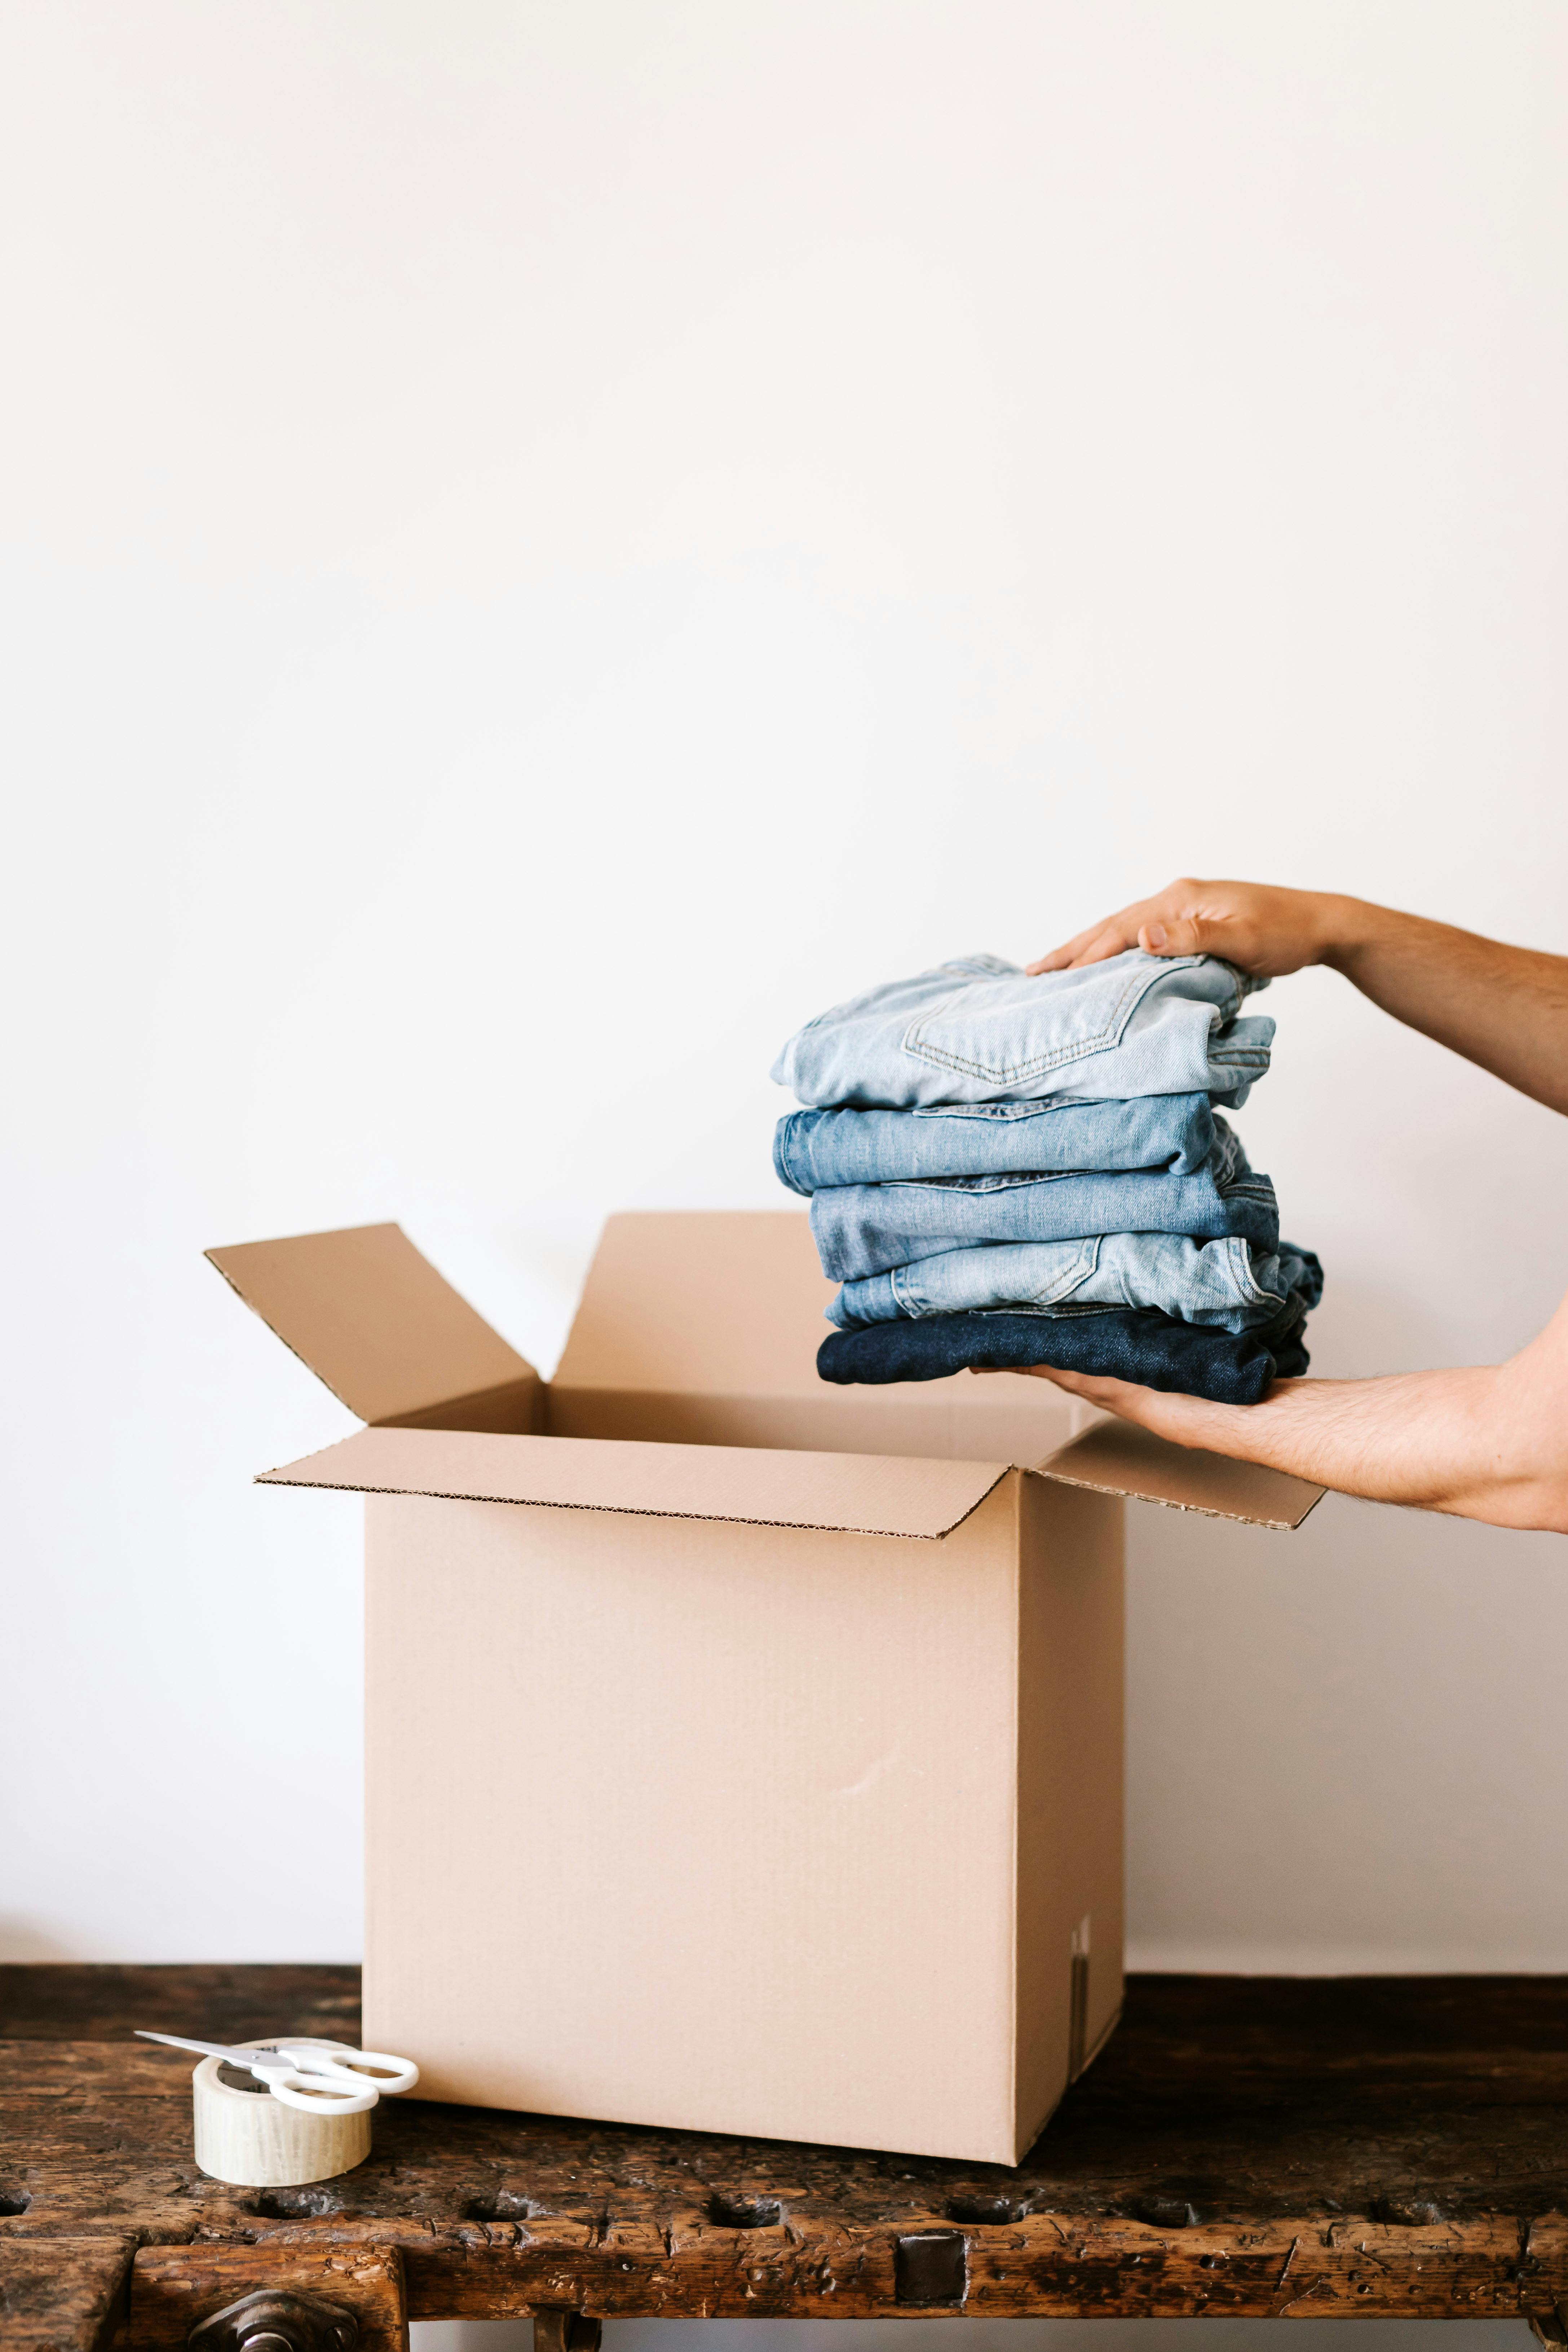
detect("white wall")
[3,0,1566,1969]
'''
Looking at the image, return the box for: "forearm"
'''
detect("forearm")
[1084,1352,1568,1534]
[1032,880,1568,1113]
[1319,896,1568,1115]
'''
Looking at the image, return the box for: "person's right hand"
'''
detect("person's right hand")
[1026,878,1351,979]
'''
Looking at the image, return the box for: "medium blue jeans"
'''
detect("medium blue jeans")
[828,1233,1323,1335]
[774,1091,1219,1192]
[773,950,1273,1109]
[810,1116,1276,1279]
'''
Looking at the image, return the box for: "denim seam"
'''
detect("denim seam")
[1224,1237,1287,1309]
[906,1171,1076,1194]
[909,1101,1111,1122]
[900,956,1222,1083]
[890,1237,1100,1315]
[1025,1236,1100,1305]
[772,1119,809,1196]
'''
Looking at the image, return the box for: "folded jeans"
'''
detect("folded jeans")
[809,1116,1277,1279]
[816,1306,1310,1406]
[828,1231,1324,1335]
[774,1091,1220,1192]
[772,949,1273,1110]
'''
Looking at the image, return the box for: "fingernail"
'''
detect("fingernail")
[1145,922,1167,949]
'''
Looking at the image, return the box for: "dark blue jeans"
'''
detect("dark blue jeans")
[817,1306,1310,1406]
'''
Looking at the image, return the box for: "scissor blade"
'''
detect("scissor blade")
[135,2030,252,2064]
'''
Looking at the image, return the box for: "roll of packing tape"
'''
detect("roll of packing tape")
[192,2041,374,2188]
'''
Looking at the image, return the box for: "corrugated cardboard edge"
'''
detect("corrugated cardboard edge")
[206,1243,367,1412]
[256,1419,1324,1535]
[1037,1420,1324,1531]
[205,1224,538,1427]
[257,1427,1016,1543]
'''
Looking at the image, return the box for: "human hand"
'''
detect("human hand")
[1000,1359,1264,1446]
[1026,878,1351,979]
[1001,1360,1201,1426]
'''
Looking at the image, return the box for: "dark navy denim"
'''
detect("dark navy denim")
[773,950,1273,1109]
[817,1306,1311,1406]
[810,1116,1276,1280]
[774,1091,1218,1193]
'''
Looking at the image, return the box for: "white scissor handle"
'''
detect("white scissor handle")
[282,2041,421,2096]
[265,2067,381,2117]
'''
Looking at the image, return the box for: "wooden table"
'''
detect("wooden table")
[5,1967,1567,2352]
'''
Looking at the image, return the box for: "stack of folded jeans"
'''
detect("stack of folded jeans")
[770,950,1322,1406]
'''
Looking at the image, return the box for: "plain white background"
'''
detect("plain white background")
[4,0,1567,1977]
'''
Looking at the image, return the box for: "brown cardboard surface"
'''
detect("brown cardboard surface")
[548,1210,1078,1462]
[259,1423,1011,1540]
[551,1210,832,1395]
[206,1224,540,1429]
[211,1213,1326,1522]
[1041,1418,1325,1530]
[547,1378,1077,1463]
[1013,1474,1125,2150]
[361,1473,1117,2163]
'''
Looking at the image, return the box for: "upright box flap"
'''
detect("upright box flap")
[258,1425,1011,1540]
[1039,1420,1324,1530]
[553,1211,833,1397]
[206,1223,538,1427]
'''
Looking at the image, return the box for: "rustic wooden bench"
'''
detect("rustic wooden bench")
[4,1967,1566,2352]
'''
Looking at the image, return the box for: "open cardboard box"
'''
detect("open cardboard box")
[208,1214,1322,2165]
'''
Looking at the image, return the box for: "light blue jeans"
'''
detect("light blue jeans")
[827,1233,1323,1334]
[810,1117,1277,1280]
[773,950,1273,1109]
[774,1090,1218,1192]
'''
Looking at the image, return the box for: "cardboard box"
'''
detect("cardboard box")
[208,1214,1322,2165]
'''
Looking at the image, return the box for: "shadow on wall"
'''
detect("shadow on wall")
[410,2322,1536,2352]
[1300,1276,1465,1381]
[0,1920,78,1961]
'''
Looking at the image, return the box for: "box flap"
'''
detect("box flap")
[206,1223,539,1427]
[257,1425,1011,1540]
[553,1211,835,1397]
[1038,1420,1324,1530]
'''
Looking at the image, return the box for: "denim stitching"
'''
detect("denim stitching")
[1225,1237,1289,1309]
[902,1171,1074,1195]
[1020,1237,1100,1305]
[910,1100,1095,1122]
[887,1237,1100,1315]
[901,957,1223,1082]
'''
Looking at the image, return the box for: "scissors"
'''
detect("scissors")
[136,2031,420,2116]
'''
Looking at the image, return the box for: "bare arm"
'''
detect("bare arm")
[1028,879,1568,1115]
[1023,1288,1568,1535]
[1019,878,1568,1522]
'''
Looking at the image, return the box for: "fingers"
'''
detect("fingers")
[1017,1364,1141,1408]
[1025,912,1144,975]
[1029,882,1222,974]
[1024,924,1104,975]
[1136,913,1208,958]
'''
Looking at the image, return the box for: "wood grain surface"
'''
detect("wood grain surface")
[3,1966,1567,2324]
[131,2241,405,2352]
[0,2237,134,2352]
